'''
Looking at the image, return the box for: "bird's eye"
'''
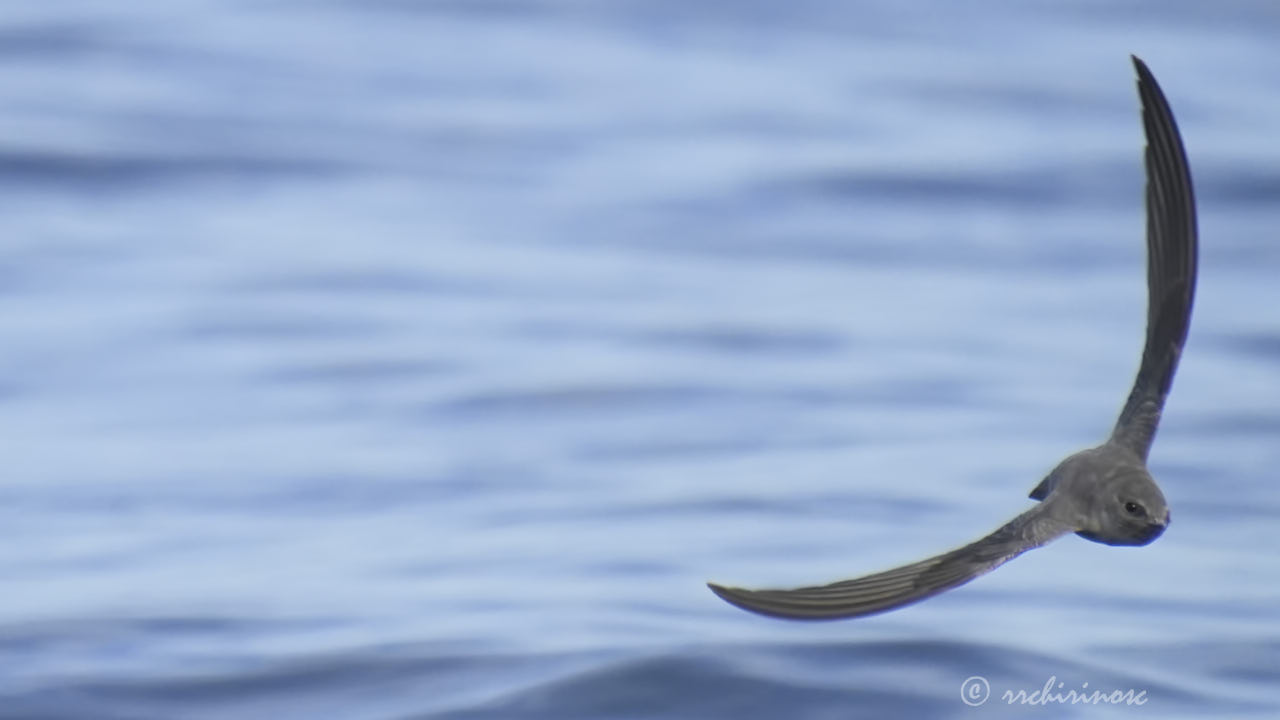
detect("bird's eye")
[1123,501,1145,517]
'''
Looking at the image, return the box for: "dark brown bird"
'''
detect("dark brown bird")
[708,56,1197,621]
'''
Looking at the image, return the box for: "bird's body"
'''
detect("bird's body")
[708,56,1197,621]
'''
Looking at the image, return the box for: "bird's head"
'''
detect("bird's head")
[1073,468,1170,546]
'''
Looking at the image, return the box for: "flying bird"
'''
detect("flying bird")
[708,55,1197,620]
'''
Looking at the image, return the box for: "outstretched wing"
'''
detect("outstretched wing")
[707,506,1072,620]
[1111,56,1198,460]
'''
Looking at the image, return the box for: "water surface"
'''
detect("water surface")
[1,1,1278,718]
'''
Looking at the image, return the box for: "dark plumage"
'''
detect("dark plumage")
[708,56,1196,621]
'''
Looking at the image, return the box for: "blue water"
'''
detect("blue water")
[2,2,1279,718]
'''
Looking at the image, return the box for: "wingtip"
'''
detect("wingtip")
[707,581,768,614]
[707,581,754,614]
[706,581,733,599]
[1131,55,1154,83]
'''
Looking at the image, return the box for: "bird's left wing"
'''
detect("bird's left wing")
[1111,56,1198,460]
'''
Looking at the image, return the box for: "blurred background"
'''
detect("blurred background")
[1,1,1278,718]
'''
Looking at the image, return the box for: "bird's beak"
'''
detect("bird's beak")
[1140,512,1170,543]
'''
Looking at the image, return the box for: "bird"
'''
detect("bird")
[707,55,1197,621]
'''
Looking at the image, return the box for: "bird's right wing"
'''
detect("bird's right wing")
[1111,56,1198,460]
[707,506,1073,620]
